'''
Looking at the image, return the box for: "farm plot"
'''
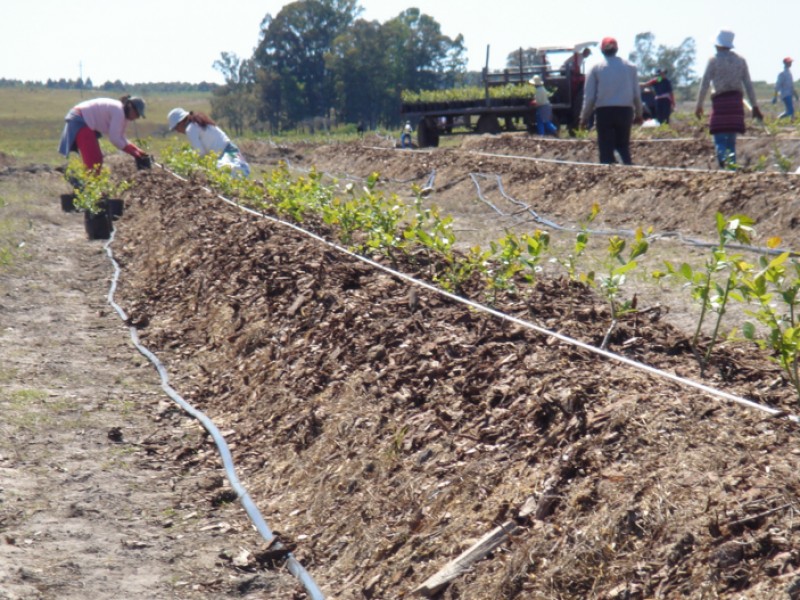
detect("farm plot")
[106,133,800,600]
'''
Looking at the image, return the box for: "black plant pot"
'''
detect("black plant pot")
[135,155,152,170]
[84,210,112,240]
[60,193,76,212]
[101,198,124,220]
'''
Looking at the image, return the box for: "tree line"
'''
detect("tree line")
[210,0,467,135]
[0,78,217,93]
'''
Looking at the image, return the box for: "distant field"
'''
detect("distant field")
[0,88,212,166]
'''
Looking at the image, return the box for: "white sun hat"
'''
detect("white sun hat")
[715,29,734,49]
[167,107,190,130]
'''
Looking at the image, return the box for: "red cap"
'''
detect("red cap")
[601,37,618,52]
[785,57,793,65]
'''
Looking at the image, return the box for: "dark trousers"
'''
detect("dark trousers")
[595,106,634,165]
[655,98,672,124]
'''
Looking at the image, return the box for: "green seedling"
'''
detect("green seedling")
[740,242,800,400]
[64,155,90,190]
[596,228,650,349]
[663,213,754,374]
[752,155,769,172]
[357,175,410,265]
[487,233,526,303]
[772,146,794,174]
[404,193,461,289]
[485,230,550,304]
[557,202,599,281]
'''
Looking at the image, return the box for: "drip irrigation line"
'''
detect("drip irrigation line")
[469,172,625,235]
[280,155,431,186]
[161,165,800,428]
[469,149,800,177]
[101,225,325,600]
[466,169,798,257]
[423,169,436,191]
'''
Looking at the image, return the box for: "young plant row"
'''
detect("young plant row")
[160,143,552,301]
[160,143,800,402]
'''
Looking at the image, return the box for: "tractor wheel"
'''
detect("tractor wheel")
[416,119,440,148]
[524,112,537,134]
[476,114,501,135]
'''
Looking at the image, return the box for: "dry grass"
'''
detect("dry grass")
[0,87,211,165]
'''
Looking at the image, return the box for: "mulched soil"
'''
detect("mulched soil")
[109,130,800,599]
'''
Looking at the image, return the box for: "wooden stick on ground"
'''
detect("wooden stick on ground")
[412,520,519,597]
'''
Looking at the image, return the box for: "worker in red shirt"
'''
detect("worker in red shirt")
[563,47,592,101]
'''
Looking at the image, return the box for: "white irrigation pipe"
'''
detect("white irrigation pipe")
[102,227,325,600]
[161,165,800,426]
[469,149,800,176]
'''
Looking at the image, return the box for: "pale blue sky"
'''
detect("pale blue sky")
[3,0,797,85]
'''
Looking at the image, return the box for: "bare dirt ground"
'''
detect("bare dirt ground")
[4,124,800,600]
[0,166,301,599]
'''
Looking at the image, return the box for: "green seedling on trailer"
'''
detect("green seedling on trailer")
[401,84,537,105]
[740,243,800,401]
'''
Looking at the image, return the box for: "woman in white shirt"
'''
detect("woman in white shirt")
[167,108,250,177]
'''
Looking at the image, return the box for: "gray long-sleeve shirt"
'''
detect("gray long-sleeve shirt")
[580,55,643,122]
[695,49,758,110]
[776,67,796,99]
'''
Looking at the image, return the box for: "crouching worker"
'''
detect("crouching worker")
[167,108,251,177]
[59,95,150,172]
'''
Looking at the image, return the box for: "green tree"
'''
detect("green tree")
[629,32,697,89]
[254,0,360,130]
[505,48,541,69]
[326,10,465,127]
[384,8,466,93]
[328,19,388,128]
[211,52,259,136]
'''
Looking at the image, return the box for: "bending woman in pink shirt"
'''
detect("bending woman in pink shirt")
[58,95,149,172]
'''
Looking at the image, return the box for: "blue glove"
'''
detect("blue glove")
[772,96,778,104]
